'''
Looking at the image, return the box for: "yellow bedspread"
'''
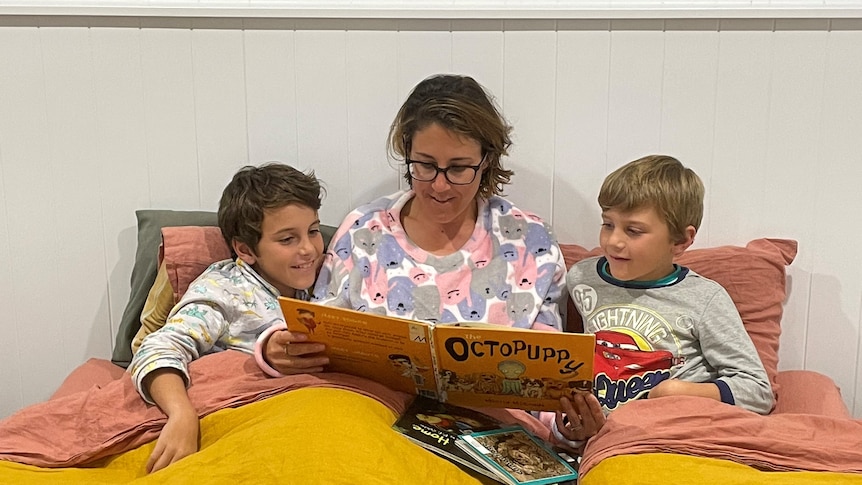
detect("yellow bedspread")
[0,388,482,484]
[584,454,862,485]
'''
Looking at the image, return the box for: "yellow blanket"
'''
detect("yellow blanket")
[584,454,862,485]
[0,388,483,484]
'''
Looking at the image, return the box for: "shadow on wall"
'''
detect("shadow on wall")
[106,223,140,346]
[782,265,860,418]
[806,272,860,418]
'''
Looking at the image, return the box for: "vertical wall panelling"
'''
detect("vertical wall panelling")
[762,24,826,251]
[140,22,201,210]
[190,20,250,205]
[345,24,401,212]
[659,21,719,248]
[553,22,611,248]
[605,20,665,172]
[708,26,816,374]
[451,20,505,104]
[395,21,453,110]
[501,21,558,220]
[709,24,773,247]
[40,25,113,398]
[294,23,349,226]
[807,28,862,415]
[1,14,862,419]
[90,26,150,340]
[0,163,15,415]
[0,27,43,416]
[394,21,453,192]
[766,25,831,388]
[244,27,300,169]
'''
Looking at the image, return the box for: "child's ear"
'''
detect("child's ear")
[673,226,697,256]
[232,239,257,265]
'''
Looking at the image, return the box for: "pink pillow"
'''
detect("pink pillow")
[560,238,798,400]
[160,226,232,302]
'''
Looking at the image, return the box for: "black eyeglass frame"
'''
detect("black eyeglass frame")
[405,156,486,185]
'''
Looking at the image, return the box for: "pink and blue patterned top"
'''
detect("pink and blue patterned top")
[130,259,306,403]
[313,190,566,331]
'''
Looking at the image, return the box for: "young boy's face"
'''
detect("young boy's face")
[599,206,687,282]
[238,203,324,297]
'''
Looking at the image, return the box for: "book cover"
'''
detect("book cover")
[279,297,595,410]
[433,323,594,411]
[458,427,578,485]
[391,396,506,483]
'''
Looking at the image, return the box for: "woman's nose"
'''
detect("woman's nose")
[431,170,451,191]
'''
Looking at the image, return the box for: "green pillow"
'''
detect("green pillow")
[112,210,220,367]
[111,209,337,368]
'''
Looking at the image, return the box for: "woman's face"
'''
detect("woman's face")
[408,123,485,227]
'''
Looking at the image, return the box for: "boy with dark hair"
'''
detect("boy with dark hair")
[130,163,330,473]
[568,155,773,416]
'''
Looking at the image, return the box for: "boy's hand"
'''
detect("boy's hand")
[555,391,606,444]
[142,369,199,474]
[264,330,330,375]
[147,407,199,473]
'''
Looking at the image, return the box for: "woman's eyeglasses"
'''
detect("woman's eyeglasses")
[406,157,485,185]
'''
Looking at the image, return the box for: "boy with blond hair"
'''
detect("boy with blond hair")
[130,163,330,473]
[568,155,773,416]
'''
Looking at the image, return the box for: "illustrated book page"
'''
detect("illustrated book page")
[279,297,436,395]
[280,297,595,410]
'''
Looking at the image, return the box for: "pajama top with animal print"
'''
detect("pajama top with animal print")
[130,258,307,404]
[312,190,566,331]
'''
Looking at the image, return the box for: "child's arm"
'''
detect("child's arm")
[662,285,774,414]
[129,299,231,472]
[129,301,226,404]
[648,379,720,400]
[142,369,199,473]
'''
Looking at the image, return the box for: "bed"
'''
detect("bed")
[1,210,861,484]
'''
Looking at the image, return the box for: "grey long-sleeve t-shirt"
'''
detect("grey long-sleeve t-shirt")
[568,256,774,415]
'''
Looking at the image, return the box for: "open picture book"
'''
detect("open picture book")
[280,297,595,411]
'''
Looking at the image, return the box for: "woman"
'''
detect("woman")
[258,74,604,449]
[319,74,563,330]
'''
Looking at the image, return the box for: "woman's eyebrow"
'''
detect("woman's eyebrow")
[411,151,478,163]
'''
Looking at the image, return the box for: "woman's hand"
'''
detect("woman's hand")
[554,392,606,447]
[263,329,330,375]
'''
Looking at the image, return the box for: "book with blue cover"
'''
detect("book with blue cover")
[457,427,578,485]
[392,395,507,483]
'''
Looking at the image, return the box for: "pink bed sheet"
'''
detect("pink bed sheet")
[0,351,549,468]
[579,395,862,478]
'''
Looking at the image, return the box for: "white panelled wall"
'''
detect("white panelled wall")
[0,14,861,419]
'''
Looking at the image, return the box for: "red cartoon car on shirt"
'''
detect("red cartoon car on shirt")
[593,330,679,411]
